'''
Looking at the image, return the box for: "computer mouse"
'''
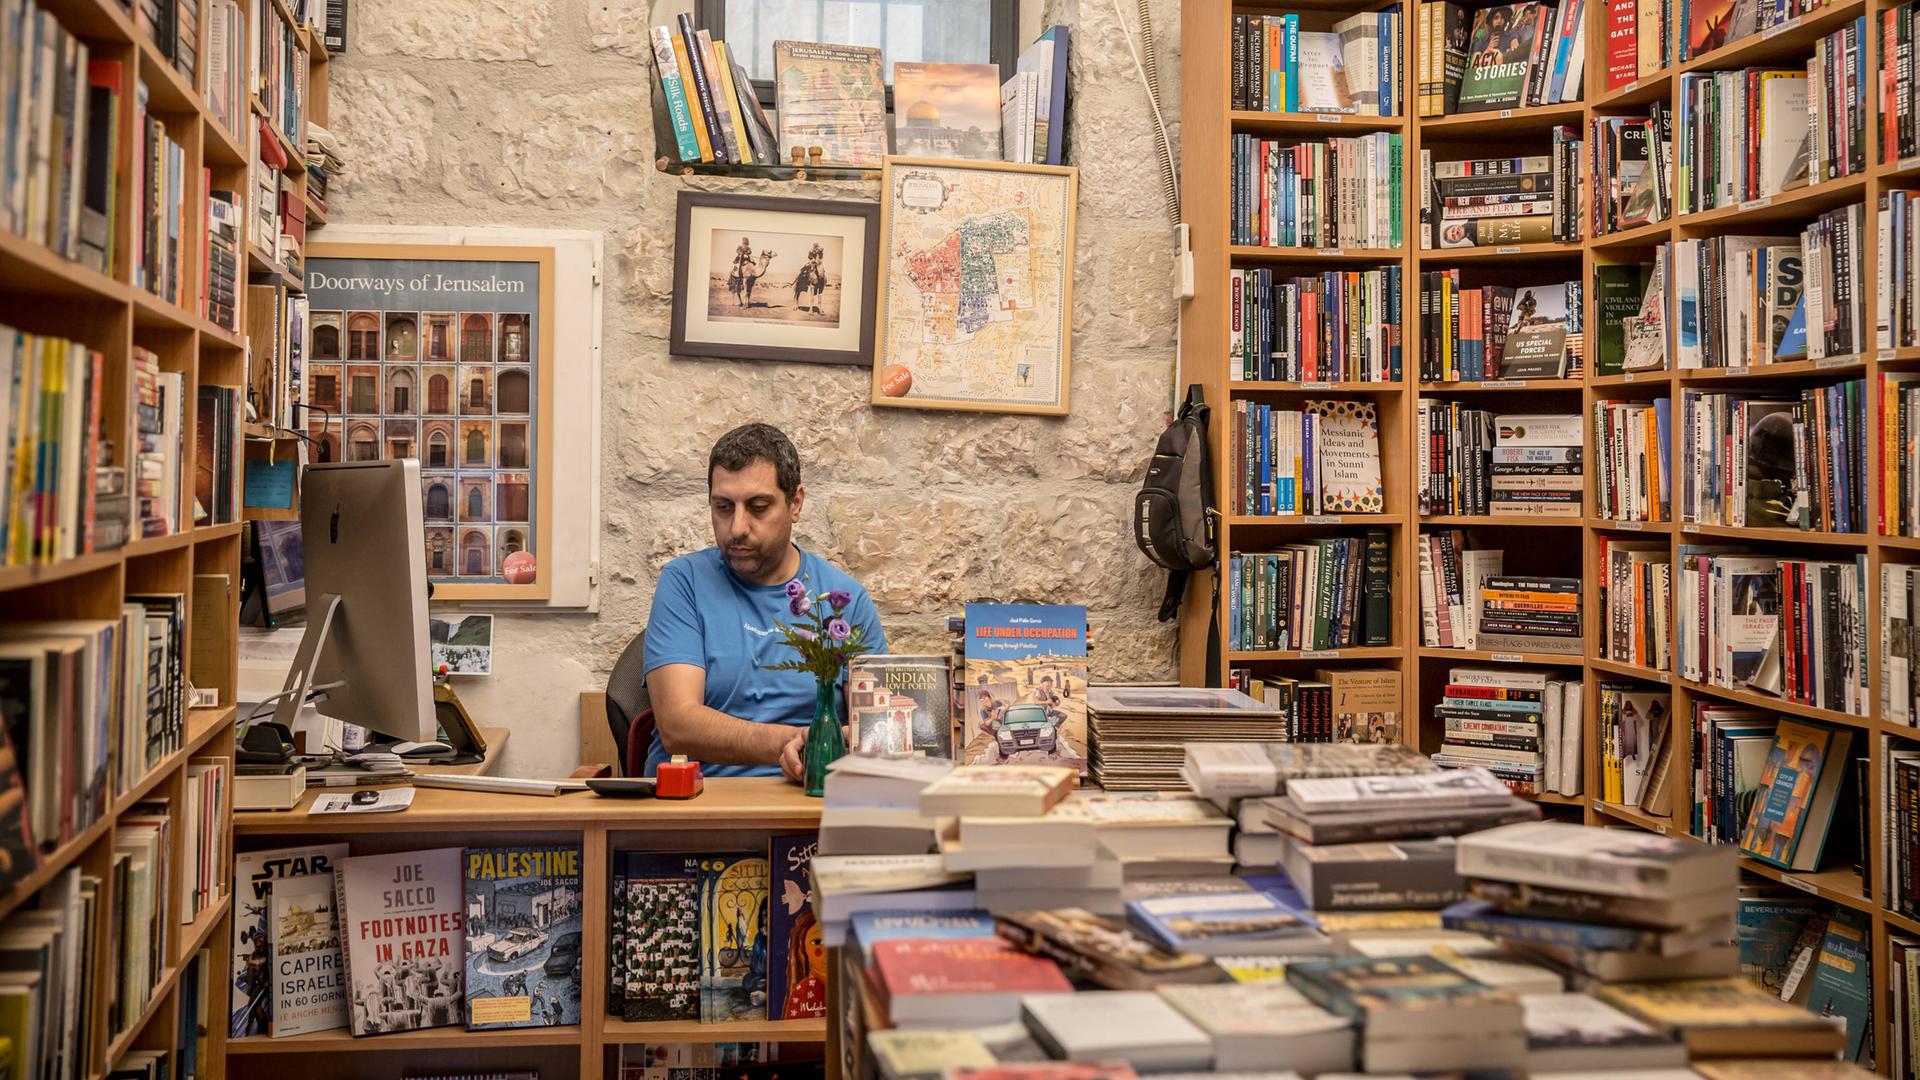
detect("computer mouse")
[351,789,381,805]
[391,740,454,756]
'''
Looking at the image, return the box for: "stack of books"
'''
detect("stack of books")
[1597,978,1850,1059]
[1231,134,1405,249]
[305,121,344,211]
[813,853,975,948]
[857,912,1072,1029]
[1597,683,1675,815]
[134,347,184,540]
[1421,133,1585,249]
[1491,413,1582,517]
[1592,397,1672,522]
[1475,576,1582,656]
[1417,277,1581,381]
[1518,991,1690,1072]
[1800,203,1868,361]
[1286,954,1526,1071]
[1229,266,1404,382]
[1018,991,1213,1069]
[1224,533,1392,652]
[1182,741,1437,807]
[0,869,103,1077]
[1126,878,1332,957]
[1078,792,1236,881]
[1430,667,1581,796]
[1230,10,1405,116]
[1237,763,1538,857]
[1590,107,1672,235]
[136,79,190,306]
[1085,687,1284,792]
[941,805,1123,916]
[1676,0,1832,62]
[820,755,954,855]
[1598,537,1672,668]
[1450,820,1745,984]
[1227,399,1385,517]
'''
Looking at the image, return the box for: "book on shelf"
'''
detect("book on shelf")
[773,40,888,167]
[1416,534,1494,645]
[1597,538,1672,668]
[1429,666,1582,796]
[132,348,185,540]
[1417,1,1470,115]
[767,833,824,1019]
[462,845,583,1030]
[1590,108,1673,236]
[230,843,346,1037]
[1228,400,1383,516]
[611,851,700,1021]
[204,1,245,137]
[1692,703,1778,843]
[1229,265,1403,382]
[697,853,769,1024]
[111,801,171,1035]
[1230,133,1404,249]
[1678,384,1867,532]
[247,284,307,432]
[1452,0,1587,113]
[1885,564,1920,725]
[847,655,953,757]
[1738,718,1856,872]
[179,756,228,923]
[1012,27,1070,166]
[892,62,1003,161]
[1232,10,1403,116]
[1226,534,1390,655]
[1682,0,1834,59]
[2,328,120,564]
[193,384,241,527]
[1668,237,1807,367]
[0,868,103,1080]
[333,847,466,1035]
[268,877,345,1037]
[133,80,188,304]
[1597,682,1673,813]
[1000,72,1039,165]
[1799,906,1872,1062]
[1592,398,1671,521]
[1421,275,1581,383]
[256,0,305,150]
[204,188,242,333]
[960,603,1088,774]
[1420,134,1585,249]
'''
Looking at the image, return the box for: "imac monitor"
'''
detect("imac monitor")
[254,520,307,623]
[270,459,437,747]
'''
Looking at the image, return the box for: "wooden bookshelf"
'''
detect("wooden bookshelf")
[0,0,330,1075]
[1178,0,1920,1069]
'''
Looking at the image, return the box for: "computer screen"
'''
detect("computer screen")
[255,520,307,621]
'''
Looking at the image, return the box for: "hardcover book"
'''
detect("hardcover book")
[269,879,346,1037]
[892,62,1003,160]
[961,604,1089,774]
[698,852,769,1023]
[772,40,887,166]
[1304,400,1384,512]
[334,847,466,1035]
[462,845,583,1029]
[768,833,825,1020]
[230,843,347,1037]
[847,654,953,757]
[619,852,700,1022]
[1457,4,1544,112]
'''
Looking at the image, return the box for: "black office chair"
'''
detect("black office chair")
[605,627,652,776]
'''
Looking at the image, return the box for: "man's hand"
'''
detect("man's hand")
[779,732,805,783]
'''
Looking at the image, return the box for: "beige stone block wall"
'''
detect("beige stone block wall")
[325,0,1184,775]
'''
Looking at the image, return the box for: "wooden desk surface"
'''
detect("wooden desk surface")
[410,725,510,776]
[234,776,822,834]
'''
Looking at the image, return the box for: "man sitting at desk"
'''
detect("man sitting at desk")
[644,423,886,781]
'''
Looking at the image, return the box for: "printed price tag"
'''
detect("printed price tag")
[1300,650,1340,659]
[1305,515,1342,525]
[1653,671,1671,683]
[1481,379,1524,388]
[1739,197,1772,211]
[1490,653,1525,663]
[1778,874,1819,896]
[189,687,220,709]
[1496,245,1522,254]
[1815,356,1853,369]
[1615,520,1645,531]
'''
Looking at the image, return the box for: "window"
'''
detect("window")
[469,378,489,411]
[500,425,528,469]
[348,314,379,361]
[428,431,450,467]
[313,324,341,360]
[467,487,484,518]
[426,484,451,519]
[699,0,1017,106]
[313,374,339,409]
[461,315,491,364]
[465,430,486,463]
[499,482,529,521]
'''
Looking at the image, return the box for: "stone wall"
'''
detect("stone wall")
[325,0,1183,776]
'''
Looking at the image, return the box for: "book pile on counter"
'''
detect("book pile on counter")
[828,741,1868,1079]
[1086,687,1285,792]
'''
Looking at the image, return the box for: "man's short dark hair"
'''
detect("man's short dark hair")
[709,423,802,499]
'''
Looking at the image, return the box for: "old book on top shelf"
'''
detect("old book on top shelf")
[334,847,466,1036]
[773,40,888,166]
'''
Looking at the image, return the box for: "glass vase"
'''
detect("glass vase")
[803,676,846,797]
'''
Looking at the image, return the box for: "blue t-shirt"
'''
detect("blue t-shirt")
[642,546,886,777]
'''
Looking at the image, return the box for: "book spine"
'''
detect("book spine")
[675,16,725,163]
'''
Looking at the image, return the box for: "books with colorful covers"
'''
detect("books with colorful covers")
[1125,889,1327,957]
[617,852,700,1021]
[1296,32,1356,112]
[961,603,1089,773]
[462,845,583,1030]
[993,908,1219,989]
[1284,955,1524,1069]
[1303,400,1384,512]
[1802,907,1871,1062]
[270,878,346,1037]
[772,41,888,166]
[333,847,466,1035]
[847,655,953,756]
[695,852,769,1024]
[869,938,1073,1026]
[1499,283,1575,377]
[1456,3,1545,111]
[768,833,825,1020]
[1737,719,1855,872]
[1181,742,1439,802]
[1596,977,1848,1057]
[230,843,347,1037]
[892,63,1003,160]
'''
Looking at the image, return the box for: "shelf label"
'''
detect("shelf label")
[1481,379,1524,388]
[1326,248,1346,257]
[1778,874,1819,896]
[189,687,219,709]
[1815,356,1853,369]
[1763,15,1799,38]
[1299,381,1334,389]
[1317,113,1342,123]
[1615,520,1645,531]
[1903,156,1920,172]
[1495,245,1522,254]
[1489,652,1525,663]
[1499,108,1515,118]
[1622,372,1637,382]
[1880,350,1897,361]
[1300,650,1340,659]
[1739,196,1772,211]
[1305,515,1342,525]
[1622,79,1640,94]
[1653,671,1671,683]
[1724,366,1752,376]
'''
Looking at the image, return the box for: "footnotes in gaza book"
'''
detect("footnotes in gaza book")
[335,847,466,1035]
[463,845,584,1029]
[231,843,347,1037]
[961,603,1089,775]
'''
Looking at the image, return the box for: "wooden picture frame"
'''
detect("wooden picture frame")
[306,242,556,601]
[872,156,1078,416]
[670,191,882,367]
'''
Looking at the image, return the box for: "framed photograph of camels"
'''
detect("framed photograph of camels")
[872,157,1077,416]
[669,191,882,366]
[305,241,556,601]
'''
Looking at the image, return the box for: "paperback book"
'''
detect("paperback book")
[462,845,583,1029]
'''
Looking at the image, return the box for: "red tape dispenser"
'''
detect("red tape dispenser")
[656,755,704,799]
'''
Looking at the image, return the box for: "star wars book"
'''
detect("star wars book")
[270,879,346,1037]
[462,845,583,1030]
[698,852,769,1023]
[333,847,465,1035]
[768,834,825,1020]
[230,843,347,1037]
[620,852,700,1022]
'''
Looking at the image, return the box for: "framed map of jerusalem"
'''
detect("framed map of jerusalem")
[872,157,1077,416]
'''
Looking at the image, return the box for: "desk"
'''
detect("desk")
[410,725,510,776]
[228,779,824,1079]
